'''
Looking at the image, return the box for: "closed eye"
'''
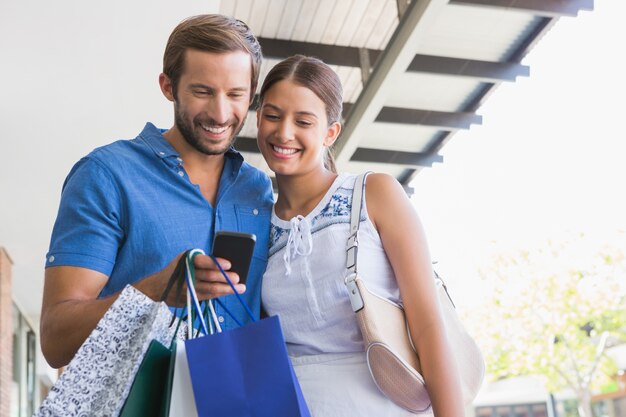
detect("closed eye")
[263,113,280,121]
[193,90,212,96]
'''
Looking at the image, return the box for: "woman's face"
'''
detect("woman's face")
[256,79,340,177]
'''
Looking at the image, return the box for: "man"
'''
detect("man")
[40,14,273,368]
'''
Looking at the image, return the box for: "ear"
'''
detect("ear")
[256,107,261,129]
[324,122,342,147]
[159,73,175,102]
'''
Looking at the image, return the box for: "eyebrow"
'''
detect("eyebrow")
[188,83,249,93]
[262,103,319,118]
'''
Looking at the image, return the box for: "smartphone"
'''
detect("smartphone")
[211,231,256,285]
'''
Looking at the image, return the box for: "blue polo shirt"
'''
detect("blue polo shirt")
[46,122,274,329]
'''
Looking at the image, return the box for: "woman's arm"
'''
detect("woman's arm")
[365,173,464,417]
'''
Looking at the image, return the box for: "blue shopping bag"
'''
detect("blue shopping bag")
[183,252,311,417]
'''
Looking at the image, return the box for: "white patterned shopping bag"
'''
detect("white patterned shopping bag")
[35,285,178,417]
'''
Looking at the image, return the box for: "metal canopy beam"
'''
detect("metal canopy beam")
[334,0,449,167]
[408,55,529,82]
[449,0,593,17]
[351,148,443,168]
[259,38,379,68]
[342,103,481,129]
[375,106,481,130]
[259,37,528,82]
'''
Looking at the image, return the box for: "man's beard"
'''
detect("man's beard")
[174,101,244,156]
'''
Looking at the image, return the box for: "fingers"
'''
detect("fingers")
[161,253,246,307]
[193,254,230,271]
[191,254,245,300]
[194,281,246,300]
[193,254,237,282]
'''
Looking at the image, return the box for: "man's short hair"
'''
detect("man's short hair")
[163,14,262,100]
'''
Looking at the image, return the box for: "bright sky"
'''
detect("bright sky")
[410,0,626,306]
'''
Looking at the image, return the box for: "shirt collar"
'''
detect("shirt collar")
[138,122,244,168]
[139,122,178,159]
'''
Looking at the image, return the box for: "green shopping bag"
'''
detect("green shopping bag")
[119,254,191,417]
[119,250,214,417]
[119,339,173,417]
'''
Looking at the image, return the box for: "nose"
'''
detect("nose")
[208,94,230,125]
[276,120,294,143]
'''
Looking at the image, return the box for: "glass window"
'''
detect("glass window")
[11,304,21,417]
[26,330,36,416]
[514,405,530,417]
[476,407,494,417]
[531,403,548,417]
[11,303,37,417]
[496,406,512,417]
[614,397,626,417]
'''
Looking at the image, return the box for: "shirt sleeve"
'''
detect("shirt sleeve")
[45,157,125,276]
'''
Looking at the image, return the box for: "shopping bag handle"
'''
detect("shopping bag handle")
[184,250,250,335]
[159,253,188,305]
[160,249,213,338]
[176,249,257,337]
[209,254,256,323]
[186,249,210,335]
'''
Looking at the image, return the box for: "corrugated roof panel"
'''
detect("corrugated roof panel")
[364,1,398,49]
[321,0,355,44]
[335,0,371,46]
[417,5,538,61]
[380,14,400,48]
[385,72,481,111]
[291,1,319,41]
[351,0,390,47]
[342,67,363,106]
[360,123,439,152]
[234,0,254,25]
[219,1,236,17]
[247,0,271,34]
[306,0,338,43]
[274,0,301,38]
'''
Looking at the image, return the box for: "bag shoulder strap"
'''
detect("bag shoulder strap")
[346,172,371,275]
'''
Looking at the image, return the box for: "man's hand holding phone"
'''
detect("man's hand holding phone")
[141,231,256,306]
[189,253,247,299]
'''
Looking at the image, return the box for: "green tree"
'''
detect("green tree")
[468,232,626,417]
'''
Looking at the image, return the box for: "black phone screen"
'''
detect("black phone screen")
[211,231,256,285]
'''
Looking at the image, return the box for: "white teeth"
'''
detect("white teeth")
[201,124,228,134]
[272,145,297,155]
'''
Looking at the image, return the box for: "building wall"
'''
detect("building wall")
[0,248,13,417]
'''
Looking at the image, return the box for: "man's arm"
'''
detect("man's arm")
[40,254,244,368]
[40,266,114,369]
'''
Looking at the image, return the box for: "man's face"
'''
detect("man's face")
[171,49,252,155]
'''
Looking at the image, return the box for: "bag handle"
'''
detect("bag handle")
[344,172,371,313]
[154,250,203,344]
[183,248,257,330]
[346,172,371,275]
[209,254,256,323]
[185,249,210,336]
[344,174,457,312]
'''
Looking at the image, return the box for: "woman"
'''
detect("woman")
[256,55,463,416]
